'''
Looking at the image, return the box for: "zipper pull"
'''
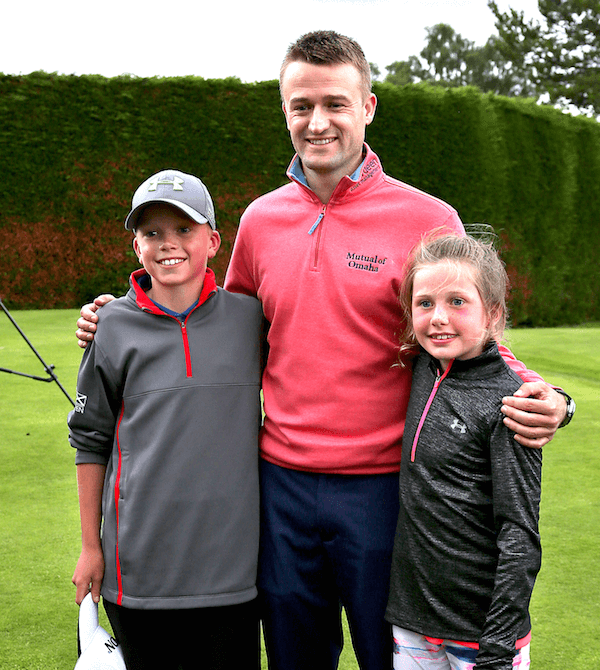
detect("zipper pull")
[308,206,326,235]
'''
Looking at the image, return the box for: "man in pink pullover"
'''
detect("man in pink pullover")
[77,30,573,670]
[225,31,571,670]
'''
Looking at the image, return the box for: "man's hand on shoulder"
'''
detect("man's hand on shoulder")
[76,295,116,348]
[501,382,568,448]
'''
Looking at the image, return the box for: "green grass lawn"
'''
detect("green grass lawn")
[0,310,598,668]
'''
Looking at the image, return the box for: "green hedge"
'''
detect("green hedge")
[370,84,600,326]
[1,73,598,325]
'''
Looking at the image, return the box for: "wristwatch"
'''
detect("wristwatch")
[556,390,576,428]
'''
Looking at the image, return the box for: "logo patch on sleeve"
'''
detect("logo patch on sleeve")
[75,392,88,414]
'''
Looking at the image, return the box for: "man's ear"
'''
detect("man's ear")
[282,101,291,130]
[364,93,377,127]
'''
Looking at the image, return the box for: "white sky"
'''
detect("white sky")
[2,0,542,82]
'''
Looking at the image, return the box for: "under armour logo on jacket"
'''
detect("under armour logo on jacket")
[450,418,467,434]
[148,176,184,192]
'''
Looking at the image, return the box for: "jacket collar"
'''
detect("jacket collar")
[422,341,505,379]
[129,267,218,316]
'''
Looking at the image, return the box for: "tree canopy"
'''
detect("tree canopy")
[383,23,536,98]
[382,1,600,116]
[490,0,600,115]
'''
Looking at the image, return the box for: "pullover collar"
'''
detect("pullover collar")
[424,341,505,380]
[129,267,218,317]
[286,143,383,203]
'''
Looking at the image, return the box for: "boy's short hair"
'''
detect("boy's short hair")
[125,169,216,231]
[279,30,372,101]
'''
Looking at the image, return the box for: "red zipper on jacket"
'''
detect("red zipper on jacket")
[410,359,454,462]
[180,320,193,377]
[114,404,125,605]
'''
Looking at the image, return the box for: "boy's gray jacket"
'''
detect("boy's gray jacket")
[68,270,263,610]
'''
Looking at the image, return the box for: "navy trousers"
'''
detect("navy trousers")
[258,459,399,670]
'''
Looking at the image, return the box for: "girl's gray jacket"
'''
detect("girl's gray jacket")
[386,343,542,670]
[68,269,263,610]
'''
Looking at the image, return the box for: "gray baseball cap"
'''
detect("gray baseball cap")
[125,169,216,230]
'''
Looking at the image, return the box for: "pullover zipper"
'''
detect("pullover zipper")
[180,320,193,377]
[140,309,194,378]
[410,359,454,462]
[308,205,326,235]
[309,204,327,271]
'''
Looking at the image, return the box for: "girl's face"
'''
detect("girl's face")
[411,260,492,370]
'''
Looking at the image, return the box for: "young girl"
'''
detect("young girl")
[385,234,542,670]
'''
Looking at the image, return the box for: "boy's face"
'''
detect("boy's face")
[133,204,220,293]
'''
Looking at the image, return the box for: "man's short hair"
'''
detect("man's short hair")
[280,30,372,100]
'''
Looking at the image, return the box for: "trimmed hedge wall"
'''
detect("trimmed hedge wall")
[1,73,599,326]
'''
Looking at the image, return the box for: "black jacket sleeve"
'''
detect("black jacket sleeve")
[475,418,542,669]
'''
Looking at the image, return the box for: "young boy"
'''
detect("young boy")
[68,169,263,670]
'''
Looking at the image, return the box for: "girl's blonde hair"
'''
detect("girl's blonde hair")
[398,230,509,365]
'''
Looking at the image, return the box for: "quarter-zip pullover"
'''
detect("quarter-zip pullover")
[68,269,263,610]
[386,344,542,669]
[225,145,544,474]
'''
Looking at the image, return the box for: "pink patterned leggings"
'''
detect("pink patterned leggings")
[392,625,531,670]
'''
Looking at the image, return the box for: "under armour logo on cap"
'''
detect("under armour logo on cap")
[147,176,184,192]
[124,169,216,231]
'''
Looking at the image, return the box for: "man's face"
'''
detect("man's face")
[280,61,377,185]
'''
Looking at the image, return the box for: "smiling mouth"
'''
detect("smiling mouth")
[159,258,185,266]
[430,334,455,340]
[308,138,335,145]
